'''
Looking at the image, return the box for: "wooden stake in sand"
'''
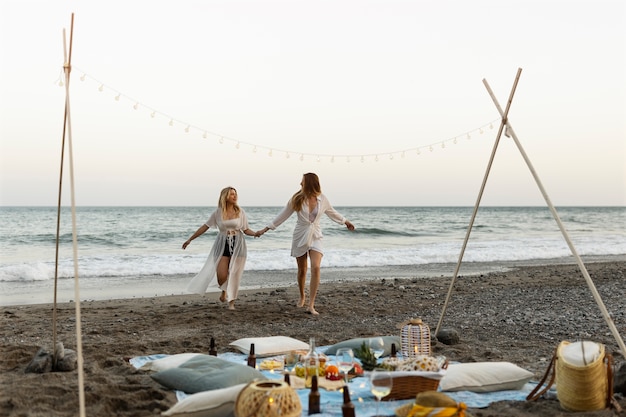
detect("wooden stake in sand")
[436,68,626,360]
[58,13,87,417]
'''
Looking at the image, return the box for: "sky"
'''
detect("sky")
[0,0,624,207]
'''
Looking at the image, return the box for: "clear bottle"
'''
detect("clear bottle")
[341,386,355,417]
[308,375,321,415]
[303,337,320,388]
[247,343,256,368]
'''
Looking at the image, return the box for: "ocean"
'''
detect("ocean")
[1,206,624,305]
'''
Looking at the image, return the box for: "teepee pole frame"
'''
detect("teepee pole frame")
[435,68,626,359]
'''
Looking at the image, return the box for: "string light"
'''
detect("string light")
[71,66,500,164]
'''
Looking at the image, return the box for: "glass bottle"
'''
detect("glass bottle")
[209,337,217,356]
[303,337,320,388]
[247,343,256,368]
[390,342,397,358]
[341,386,355,417]
[308,375,321,415]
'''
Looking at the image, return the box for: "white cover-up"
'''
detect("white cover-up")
[267,194,346,257]
[186,209,250,302]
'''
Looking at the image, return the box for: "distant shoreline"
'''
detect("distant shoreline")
[2,255,624,307]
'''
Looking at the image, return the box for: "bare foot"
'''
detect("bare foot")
[306,307,319,316]
[297,298,306,308]
[219,291,226,302]
[228,301,235,310]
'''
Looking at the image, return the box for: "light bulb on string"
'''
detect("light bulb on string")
[185,126,190,133]
[375,155,379,162]
[316,155,320,163]
[285,152,290,159]
[115,94,120,101]
[389,154,394,160]
[58,79,64,87]
[80,74,86,81]
[490,123,494,129]
[479,128,484,134]
[235,141,240,149]
[169,119,174,127]
[203,132,208,139]
[150,111,156,118]
[441,142,445,149]
[453,137,458,144]
[219,137,224,144]
[268,149,273,157]
[401,151,405,158]
[331,156,335,163]
[466,133,471,140]
[429,146,434,152]
[98,84,104,92]
[253,146,257,153]
[416,148,421,155]
[133,102,139,110]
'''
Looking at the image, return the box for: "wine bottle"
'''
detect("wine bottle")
[209,337,217,356]
[341,386,355,417]
[247,343,256,368]
[308,375,321,415]
[303,337,319,388]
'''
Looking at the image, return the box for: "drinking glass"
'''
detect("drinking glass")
[370,370,393,416]
[369,337,385,359]
[335,348,354,384]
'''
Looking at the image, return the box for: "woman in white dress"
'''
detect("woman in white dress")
[257,173,355,315]
[182,187,257,310]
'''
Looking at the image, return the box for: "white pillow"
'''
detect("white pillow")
[140,353,202,372]
[161,383,245,417]
[229,336,309,357]
[440,362,534,393]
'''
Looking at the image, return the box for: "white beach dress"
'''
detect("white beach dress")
[267,194,347,257]
[185,209,249,302]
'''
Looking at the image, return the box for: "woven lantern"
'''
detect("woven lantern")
[235,380,302,417]
[400,318,431,358]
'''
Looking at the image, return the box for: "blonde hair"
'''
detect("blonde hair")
[218,187,241,216]
[291,173,321,212]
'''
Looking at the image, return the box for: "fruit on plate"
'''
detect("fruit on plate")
[348,363,363,376]
[324,364,342,381]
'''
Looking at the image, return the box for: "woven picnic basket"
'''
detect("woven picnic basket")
[234,380,301,417]
[383,361,448,401]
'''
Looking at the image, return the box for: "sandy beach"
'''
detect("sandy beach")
[1,260,625,416]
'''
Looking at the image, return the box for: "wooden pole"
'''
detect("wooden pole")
[60,13,87,417]
[435,68,523,336]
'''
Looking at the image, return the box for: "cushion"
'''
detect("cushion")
[161,383,246,417]
[439,362,534,393]
[139,353,202,372]
[229,336,309,357]
[150,355,266,394]
[325,336,402,358]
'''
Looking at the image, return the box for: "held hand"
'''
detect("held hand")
[345,221,355,231]
[182,240,190,249]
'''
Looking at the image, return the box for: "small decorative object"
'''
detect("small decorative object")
[247,343,256,368]
[235,380,302,417]
[400,318,431,358]
[395,391,467,417]
[378,357,448,401]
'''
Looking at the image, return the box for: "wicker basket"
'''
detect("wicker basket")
[383,362,448,401]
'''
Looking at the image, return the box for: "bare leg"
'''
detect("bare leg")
[217,256,230,302]
[307,250,322,315]
[295,254,308,307]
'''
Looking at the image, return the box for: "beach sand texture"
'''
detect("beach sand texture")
[1,261,625,416]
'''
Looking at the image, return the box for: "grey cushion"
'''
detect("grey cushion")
[150,354,266,394]
[325,336,401,357]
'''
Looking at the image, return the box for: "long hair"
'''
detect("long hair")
[218,187,241,216]
[291,173,321,212]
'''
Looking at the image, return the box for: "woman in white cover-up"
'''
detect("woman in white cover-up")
[182,187,257,310]
[256,173,355,315]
